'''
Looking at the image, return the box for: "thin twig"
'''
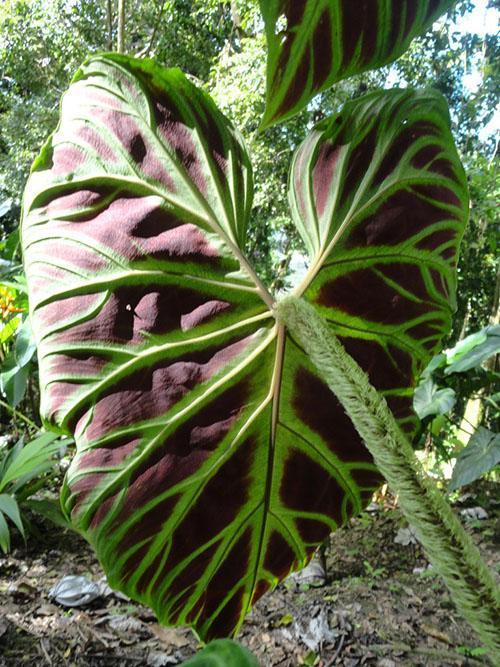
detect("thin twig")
[142,0,167,58]
[0,398,38,430]
[325,633,346,666]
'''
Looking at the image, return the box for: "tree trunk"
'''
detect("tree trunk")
[106,0,113,51]
[117,0,126,53]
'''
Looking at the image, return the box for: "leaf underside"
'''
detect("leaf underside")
[260,0,457,127]
[22,54,468,639]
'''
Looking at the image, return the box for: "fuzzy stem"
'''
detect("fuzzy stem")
[275,296,500,661]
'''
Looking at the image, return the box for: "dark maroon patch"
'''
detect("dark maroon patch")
[92,108,143,162]
[79,437,139,473]
[416,229,457,251]
[407,319,443,340]
[161,437,254,575]
[56,283,231,347]
[52,145,85,176]
[442,247,456,262]
[122,381,249,518]
[430,269,450,298]
[317,268,428,325]
[337,128,377,211]
[53,196,222,266]
[291,366,371,461]
[161,538,222,603]
[411,144,441,169]
[284,1,307,27]
[387,344,413,382]
[280,447,345,522]
[403,1,418,38]
[359,2,379,66]
[202,527,252,620]
[429,158,456,180]
[339,337,411,391]
[44,184,114,215]
[82,337,250,445]
[77,125,117,163]
[204,585,246,639]
[401,420,418,434]
[180,300,232,332]
[385,395,415,422]
[121,539,153,582]
[263,531,297,579]
[373,123,436,187]
[69,471,108,518]
[136,550,164,595]
[313,141,342,218]
[348,467,382,490]
[89,492,119,530]
[153,94,208,196]
[47,351,108,380]
[312,9,333,90]
[251,579,271,605]
[276,41,311,120]
[340,0,365,68]
[345,189,456,248]
[117,493,180,554]
[387,2,404,48]
[413,183,461,208]
[378,262,428,301]
[295,517,331,544]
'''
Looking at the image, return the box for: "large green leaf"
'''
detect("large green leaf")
[22,55,468,640]
[449,427,500,491]
[260,0,457,127]
[413,378,456,419]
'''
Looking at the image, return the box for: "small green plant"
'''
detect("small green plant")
[363,560,387,580]
[0,431,69,552]
[0,227,36,410]
[414,325,500,487]
[455,645,489,659]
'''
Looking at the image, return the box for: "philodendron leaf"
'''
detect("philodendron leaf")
[22,55,467,641]
[444,325,500,375]
[449,427,500,491]
[290,89,468,433]
[413,379,456,419]
[260,0,457,127]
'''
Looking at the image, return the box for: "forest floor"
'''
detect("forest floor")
[0,481,498,667]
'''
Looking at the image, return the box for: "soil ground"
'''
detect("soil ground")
[0,482,498,666]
